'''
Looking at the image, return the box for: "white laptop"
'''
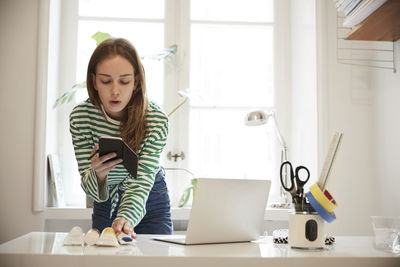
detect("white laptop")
[154,178,271,245]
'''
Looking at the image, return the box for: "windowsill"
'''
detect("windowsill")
[43,207,290,221]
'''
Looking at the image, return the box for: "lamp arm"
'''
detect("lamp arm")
[271,113,291,206]
[271,114,288,152]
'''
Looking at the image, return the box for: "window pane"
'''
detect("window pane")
[188,108,281,203]
[79,0,164,19]
[190,24,273,107]
[191,0,273,22]
[76,20,164,105]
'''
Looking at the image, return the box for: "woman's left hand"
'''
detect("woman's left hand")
[112,218,136,239]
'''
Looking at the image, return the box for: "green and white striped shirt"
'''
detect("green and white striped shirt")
[69,99,168,227]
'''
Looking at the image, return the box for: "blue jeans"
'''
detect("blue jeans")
[92,168,173,234]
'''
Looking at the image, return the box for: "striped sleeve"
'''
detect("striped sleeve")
[69,106,109,202]
[115,107,169,227]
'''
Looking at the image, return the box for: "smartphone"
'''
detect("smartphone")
[99,136,138,178]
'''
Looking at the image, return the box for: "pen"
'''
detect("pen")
[88,149,99,160]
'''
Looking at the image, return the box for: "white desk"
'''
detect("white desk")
[0,232,399,267]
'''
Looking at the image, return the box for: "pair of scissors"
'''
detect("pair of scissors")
[280,161,310,204]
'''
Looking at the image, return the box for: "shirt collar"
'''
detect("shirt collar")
[101,105,120,125]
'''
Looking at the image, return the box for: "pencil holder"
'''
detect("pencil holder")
[289,212,325,249]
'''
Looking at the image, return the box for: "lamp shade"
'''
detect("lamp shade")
[245,110,269,126]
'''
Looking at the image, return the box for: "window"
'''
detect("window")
[42,0,287,209]
[187,0,274,177]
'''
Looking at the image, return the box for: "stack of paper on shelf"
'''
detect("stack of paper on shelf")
[333,0,387,28]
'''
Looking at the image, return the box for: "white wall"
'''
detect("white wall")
[320,1,400,235]
[322,0,377,235]
[372,43,400,216]
[0,0,44,243]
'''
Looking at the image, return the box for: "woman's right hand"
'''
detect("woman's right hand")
[89,144,123,185]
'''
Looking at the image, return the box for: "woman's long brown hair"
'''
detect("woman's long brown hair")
[86,38,148,152]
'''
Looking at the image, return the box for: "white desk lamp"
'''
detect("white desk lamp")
[245,110,291,208]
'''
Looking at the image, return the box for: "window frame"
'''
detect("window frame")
[34,0,292,213]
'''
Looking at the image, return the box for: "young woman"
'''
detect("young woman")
[70,38,173,237]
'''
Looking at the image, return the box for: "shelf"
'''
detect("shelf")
[344,0,400,41]
[336,14,397,72]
